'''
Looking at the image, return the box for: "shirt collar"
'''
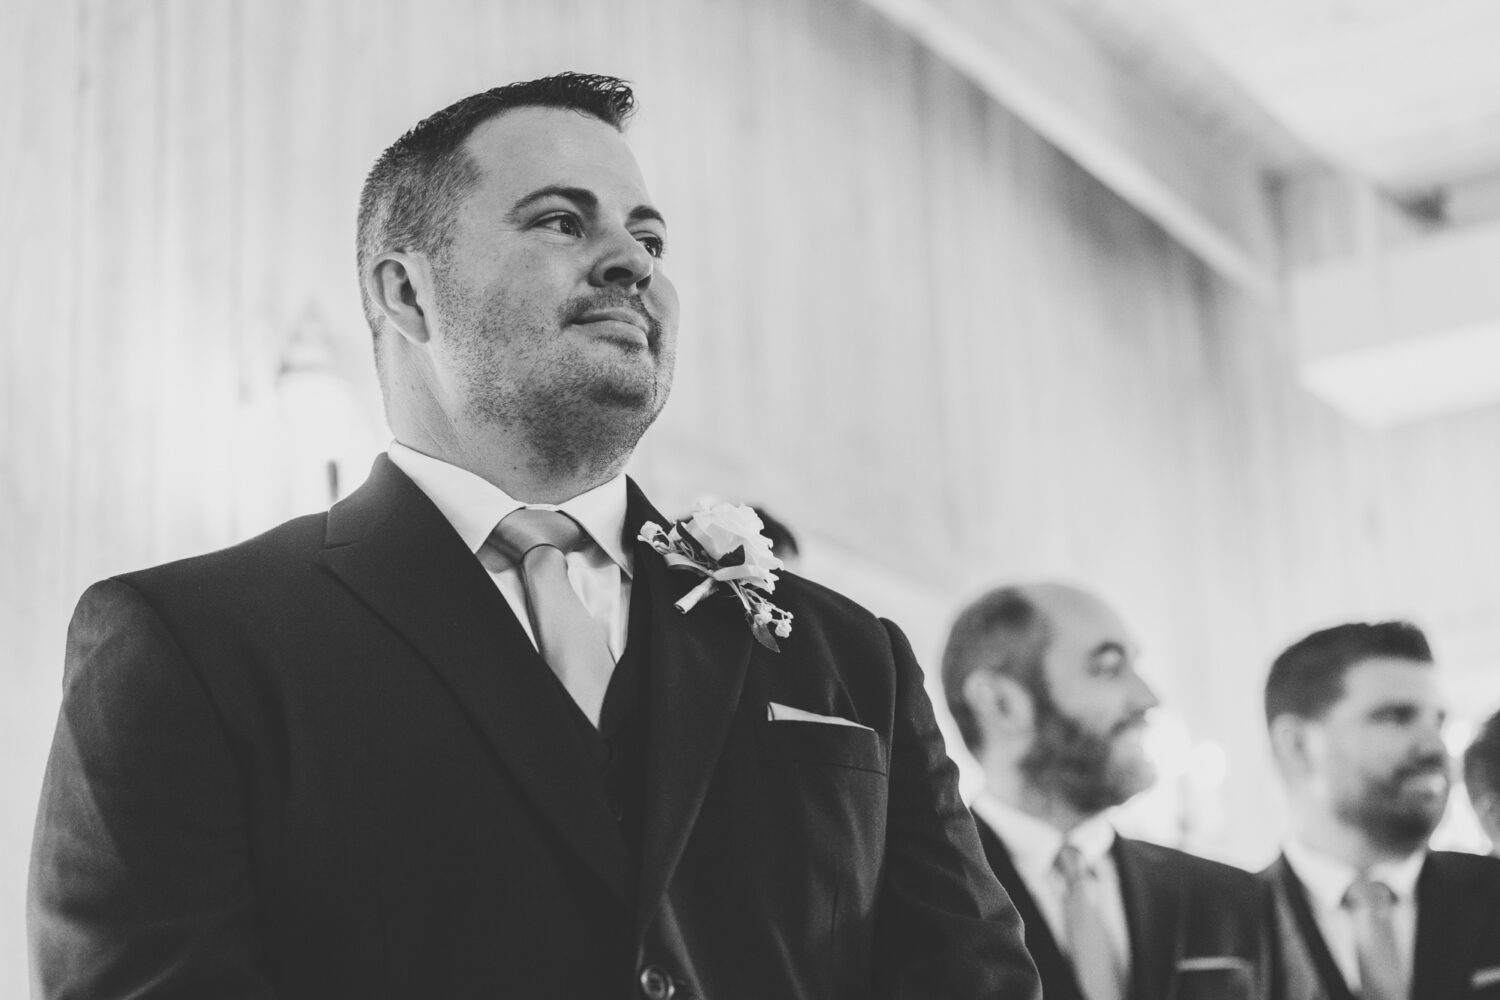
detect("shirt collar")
[972,793,1117,875]
[1282,836,1427,910]
[387,441,633,576]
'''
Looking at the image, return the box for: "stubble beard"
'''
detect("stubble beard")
[1336,758,1450,855]
[1019,684,1156,817]
[439,280,674,484]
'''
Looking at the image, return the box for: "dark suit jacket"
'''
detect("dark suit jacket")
[975,815,1274,1000]
[29,456,1039,1000]
[1262,850,1500,1000]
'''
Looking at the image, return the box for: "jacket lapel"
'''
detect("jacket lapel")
[1114,838,1179,1000]
[1413,852,1487,999]
[319,456,634,906]
[1266,855,1355,1000]
[626,482,756,928]
[973,816,1085,1000]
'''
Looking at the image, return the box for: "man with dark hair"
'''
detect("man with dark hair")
[942,582,1275,1000]
[1261,620,1500,1000]
[1466,709,1500,855]
[30,73,1039,999]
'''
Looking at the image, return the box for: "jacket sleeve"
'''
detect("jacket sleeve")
[871,619,1041,1000]
[28,579,278,1000]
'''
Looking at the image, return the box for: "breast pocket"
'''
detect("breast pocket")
[755,719,888,775]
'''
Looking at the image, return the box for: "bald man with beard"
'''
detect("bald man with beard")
[942,583,1275,1000]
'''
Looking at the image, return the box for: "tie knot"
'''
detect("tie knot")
[490,508,586,562]
[1054,843,1092,884]
[1343,877,1397,913]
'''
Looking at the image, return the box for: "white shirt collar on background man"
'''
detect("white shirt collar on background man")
[387,441,634,659]
[1281,836,1424,993]
[972,792,1131,968]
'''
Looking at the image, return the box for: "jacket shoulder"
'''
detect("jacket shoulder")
[1122,839,1267,898]
[769,571,915,660]
[78,512,332,635]
[775,570,879,623]
[113,512,328,593]
[1424,849,1500,885]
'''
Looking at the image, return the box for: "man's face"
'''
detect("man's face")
[1304,658,1450,854]
[1020,587,1160,815]
[426,106,678,461]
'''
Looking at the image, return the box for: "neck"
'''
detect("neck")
[393,412,629,504]
[1291,807,1423,871]
[982,764,1098,835]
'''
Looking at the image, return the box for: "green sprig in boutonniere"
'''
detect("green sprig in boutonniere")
[638,502,794,651]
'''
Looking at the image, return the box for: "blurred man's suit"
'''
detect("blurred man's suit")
[30,456,1039,999]
[1264,851,1500,1000]
[976,819,1275,1000]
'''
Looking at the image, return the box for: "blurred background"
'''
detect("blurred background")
[5,0,1500,989]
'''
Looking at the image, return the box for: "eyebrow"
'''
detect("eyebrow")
[507,185,666,227]
[1367,699,1442,717]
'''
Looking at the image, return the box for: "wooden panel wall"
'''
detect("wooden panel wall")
[5,0,1500,987]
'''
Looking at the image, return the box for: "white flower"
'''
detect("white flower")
[683,503,777,561]
[638,504,795,652]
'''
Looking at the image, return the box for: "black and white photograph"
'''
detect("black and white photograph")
[5,1,1500,997]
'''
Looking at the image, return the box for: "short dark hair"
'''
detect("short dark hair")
[941,587,1052,754]
[355,72,636,354]
[1264,621,1433,725]
[1465,709,1500,799]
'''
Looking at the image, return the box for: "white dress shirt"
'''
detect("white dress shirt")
[1281,837,1424,993]
[972,794,1131,972]
[387,442,633,659]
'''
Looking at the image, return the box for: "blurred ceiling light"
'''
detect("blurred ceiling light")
[1298,320,1500,428]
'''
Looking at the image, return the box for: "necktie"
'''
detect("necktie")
[490,508,615,726]
[1055,843,1124,1000]
[1343,878,1405,1000]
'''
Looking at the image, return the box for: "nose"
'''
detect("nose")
[1129,671,1161,715]
[590,226,654,292]
[1415,717,1448,761]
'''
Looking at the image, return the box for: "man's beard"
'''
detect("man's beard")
[1335,755,1450,855]
[439,280,674,481]
[1018,683,1155,816]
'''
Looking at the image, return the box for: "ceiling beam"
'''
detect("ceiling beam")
[1285,169,1500,427]
[859,0,1282,298]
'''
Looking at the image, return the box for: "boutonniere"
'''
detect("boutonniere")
[638,502,794,651]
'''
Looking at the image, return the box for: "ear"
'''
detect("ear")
[366,250,436,346]
[1268,714,1314,776]
[962,671,1034,737]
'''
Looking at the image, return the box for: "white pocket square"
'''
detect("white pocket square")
[766,702,873,731]
[1176,956,1251,973]
[1473,966,1500,989]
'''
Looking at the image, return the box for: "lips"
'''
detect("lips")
[1110,711,1152,739]
[574,307,650,335]
[1392,764,1450,797]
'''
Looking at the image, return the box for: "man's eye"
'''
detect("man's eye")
[538,213,583,237]
[637,233,666,258]
[1089,649,1126,677]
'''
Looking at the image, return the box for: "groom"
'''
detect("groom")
[30,73,1039,999]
